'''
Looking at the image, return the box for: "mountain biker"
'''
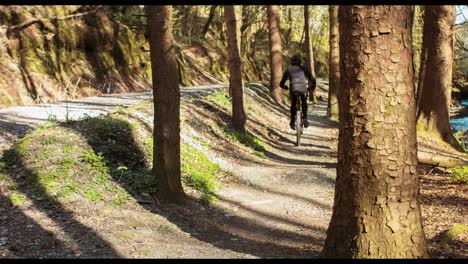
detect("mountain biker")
[279,54,317,130]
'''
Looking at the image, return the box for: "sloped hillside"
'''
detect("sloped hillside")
[0,6,151,108]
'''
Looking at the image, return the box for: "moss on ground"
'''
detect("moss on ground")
[453,130,467,152]
[207,89,232,110]
[439,224,468,244]
[451,166,468,184]
[223,127,268,155]
[0,101,225,206]
[181,143,220,204]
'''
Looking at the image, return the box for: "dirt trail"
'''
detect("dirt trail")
[0,83,338,258]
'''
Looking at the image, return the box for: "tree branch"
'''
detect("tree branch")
[7,7,102,35]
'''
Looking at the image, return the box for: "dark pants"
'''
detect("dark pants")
[290,92,307,123]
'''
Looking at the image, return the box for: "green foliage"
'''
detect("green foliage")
[9,193,27,206]
[453,130,467,152]
[106,6,146,32]
[83,189,104,202]
[447,224,468,238]
[63,143,73,154]
[451,166,468,183]
[207,90,232,109]
[143,138,154,161]
[181,143,220,204]
[80,150,108,174]
[0,99,226,206]
[223,127,267,153]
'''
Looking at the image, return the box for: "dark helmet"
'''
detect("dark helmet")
[291,54,301,65]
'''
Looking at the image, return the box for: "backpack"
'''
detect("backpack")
[287,65,307,94]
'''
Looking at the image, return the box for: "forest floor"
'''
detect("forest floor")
[0,82,466,258]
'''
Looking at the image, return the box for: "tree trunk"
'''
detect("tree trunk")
[202,5,217,37]
[224,5,247,133]
[328,5,339,120]
[322,6,429,258]
[304,5,315,77]
[412,6,424,87]
[267,5,284,104]
[416,6,463,152]
[146,5,185,204]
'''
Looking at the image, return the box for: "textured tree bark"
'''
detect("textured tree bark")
[328,5,339,120]
[412,6,424,87]
[304,5,315,77]
[146,5,186,204]
[322,6,429,258]
[224,5,247,133]
[267,5,284,104]
[416,6,463,152]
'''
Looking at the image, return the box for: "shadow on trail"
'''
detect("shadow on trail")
[154,196,325,258]
[0,194,76,258]
[0,81,333,258]
[1,148,121,258]
[0,119,33,142]
[66,115,326,257]
[262,150,336,168]
[233,177,334,210]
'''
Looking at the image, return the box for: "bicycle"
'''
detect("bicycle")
[294,91,308,147]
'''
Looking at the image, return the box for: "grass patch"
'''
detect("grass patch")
[181,143,220,204]
[223,127,267,153]
[207,90,231,109]
[0,118,136,205]
[0,100,225,206]
[451,166,468,184]
[9,193,27,206]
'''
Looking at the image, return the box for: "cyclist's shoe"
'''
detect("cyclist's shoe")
[303,119,309,128]
[290,120,296,130]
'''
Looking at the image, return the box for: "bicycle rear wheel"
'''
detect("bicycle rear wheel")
[295,110,302,146]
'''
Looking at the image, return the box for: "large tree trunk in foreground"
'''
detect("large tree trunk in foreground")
[328,5,339,120]
[322,6,429,258]
[147,5,185,204]
[416,6,463,152]
[304,5,315,77]
[267,5,284,104]
[224,5,246,133]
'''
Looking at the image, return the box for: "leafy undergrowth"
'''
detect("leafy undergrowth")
[451,166,468,183]
[0,104,227,207]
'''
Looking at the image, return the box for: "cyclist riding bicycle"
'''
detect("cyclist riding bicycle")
[279,54,317,130]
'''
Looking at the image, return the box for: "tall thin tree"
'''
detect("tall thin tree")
[322,6,429,258]
[328,5,340,120]
[146,5,185,203]
[202,5,218,37]
[224,5,247,133]
[267,5,284,104]
[304,5,315,77]
[416,6,463,151]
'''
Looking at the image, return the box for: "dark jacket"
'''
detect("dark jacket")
[279,64,316,94]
